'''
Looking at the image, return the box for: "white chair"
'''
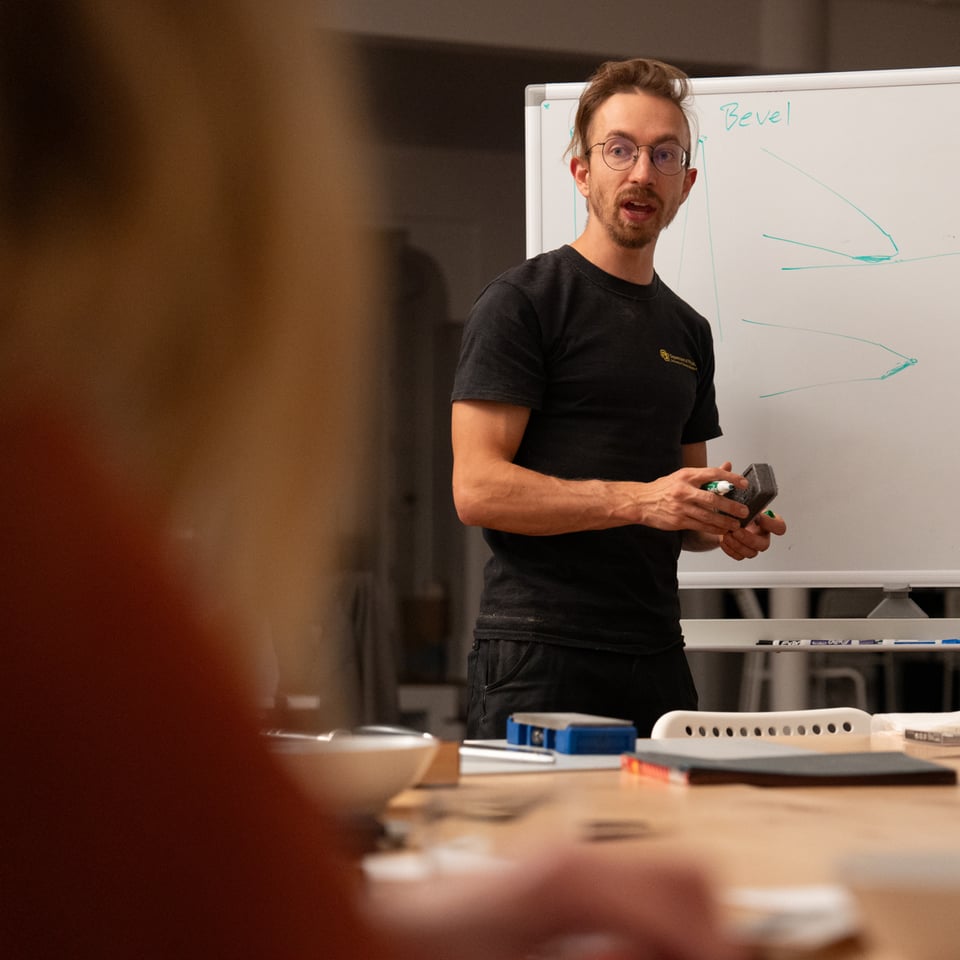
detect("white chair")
[651,707,872,739]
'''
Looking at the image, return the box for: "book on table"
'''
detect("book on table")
[622,738,957,786]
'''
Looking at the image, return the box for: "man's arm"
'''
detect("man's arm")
[451,399,747,537]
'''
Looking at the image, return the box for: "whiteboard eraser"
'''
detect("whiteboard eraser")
[725,462,778,526]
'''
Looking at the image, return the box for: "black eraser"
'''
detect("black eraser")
[724,462,778,526]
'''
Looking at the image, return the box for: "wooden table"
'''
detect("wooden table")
[375,733,960,958]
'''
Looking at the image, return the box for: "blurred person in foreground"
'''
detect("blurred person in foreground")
[0,2,741,958]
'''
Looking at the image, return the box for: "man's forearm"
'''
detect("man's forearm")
[681,529,722,552]
[453,462,645,536]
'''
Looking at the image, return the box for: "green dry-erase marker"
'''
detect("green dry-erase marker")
[703,480,735,495]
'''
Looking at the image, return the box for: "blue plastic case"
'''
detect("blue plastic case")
[506,712,637,755]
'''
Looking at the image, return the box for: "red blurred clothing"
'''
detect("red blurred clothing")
[0,400,392,958]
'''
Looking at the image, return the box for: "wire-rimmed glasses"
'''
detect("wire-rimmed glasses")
[588,136,689,175]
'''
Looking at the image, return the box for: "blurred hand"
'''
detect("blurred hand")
[367,846,745,960]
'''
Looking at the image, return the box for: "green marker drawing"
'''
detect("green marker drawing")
[740,317,918,398]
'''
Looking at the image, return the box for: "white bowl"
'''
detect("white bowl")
[271,734,438,815]
[838,851,960,960]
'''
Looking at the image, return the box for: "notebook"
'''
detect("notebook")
[622,738,957,786]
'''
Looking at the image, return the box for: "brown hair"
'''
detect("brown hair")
[567,58,696,162]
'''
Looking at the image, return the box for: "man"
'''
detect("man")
[451,58,786,739]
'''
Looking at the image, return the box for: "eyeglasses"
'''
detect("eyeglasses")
[588,137,689,176]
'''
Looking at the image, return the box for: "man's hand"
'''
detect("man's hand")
[720,509,787,561]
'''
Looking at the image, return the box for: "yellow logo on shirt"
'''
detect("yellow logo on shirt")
[659,349,697,372]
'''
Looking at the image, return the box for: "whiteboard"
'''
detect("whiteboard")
[525,67,960,590]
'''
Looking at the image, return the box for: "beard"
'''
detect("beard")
[590,185,681,250]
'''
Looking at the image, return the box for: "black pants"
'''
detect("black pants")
[465,639,698,740]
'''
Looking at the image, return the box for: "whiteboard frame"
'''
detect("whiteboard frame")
[682,617,960,650]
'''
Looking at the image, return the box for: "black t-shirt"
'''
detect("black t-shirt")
[452,245,722,653]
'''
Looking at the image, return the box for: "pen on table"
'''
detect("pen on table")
[459,742,557,764]
[703,480,735,494]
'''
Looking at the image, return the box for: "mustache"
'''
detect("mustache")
[617,188,660,207]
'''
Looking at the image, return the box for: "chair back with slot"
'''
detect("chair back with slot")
[651,707,872,739]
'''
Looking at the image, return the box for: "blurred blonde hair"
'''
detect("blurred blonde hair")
[0,0,381,703]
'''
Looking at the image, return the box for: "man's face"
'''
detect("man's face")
[573,90,697,250]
